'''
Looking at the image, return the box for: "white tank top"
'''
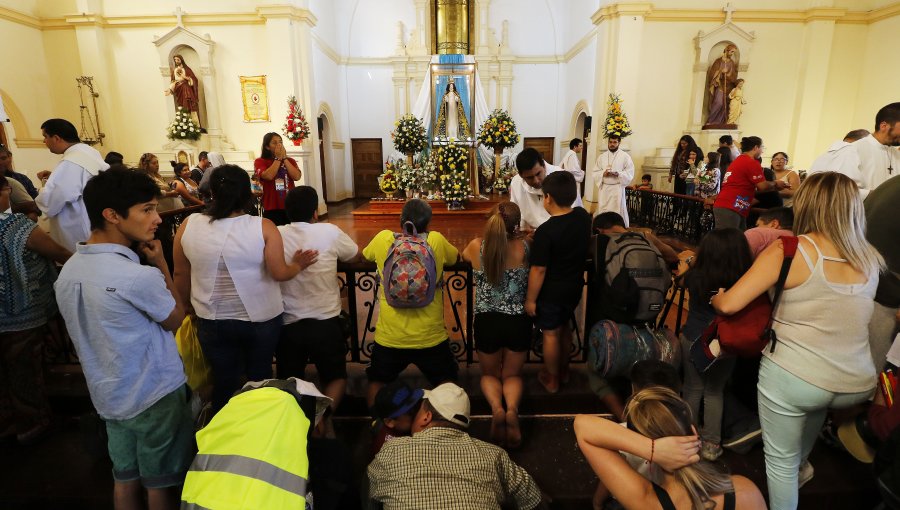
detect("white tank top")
[181,214,283,322]
[766,235,878,393]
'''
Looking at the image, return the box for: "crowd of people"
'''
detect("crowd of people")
[0,102,898,510]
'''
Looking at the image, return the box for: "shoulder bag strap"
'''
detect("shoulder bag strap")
[766,236,798,353]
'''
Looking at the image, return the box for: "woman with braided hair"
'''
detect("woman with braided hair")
[461,202,531,448]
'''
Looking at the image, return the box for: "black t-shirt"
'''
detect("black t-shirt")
[531,207,591,306]
[755,167,783,209]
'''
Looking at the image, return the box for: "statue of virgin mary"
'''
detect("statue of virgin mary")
[435,80,470,140]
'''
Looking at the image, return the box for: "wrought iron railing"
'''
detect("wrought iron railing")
[626,188,714,245]
[337,260,588,365]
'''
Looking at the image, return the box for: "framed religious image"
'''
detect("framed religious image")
[430,62,476,145]
[176,150,190,165]
[239,75,269,122]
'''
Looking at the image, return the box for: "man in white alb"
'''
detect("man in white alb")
[592,135,634,226]
[35,118,109,251]
[558,138,585,203]
[510,148,584,230]
[808,128,870,184]
[850,103,900,198]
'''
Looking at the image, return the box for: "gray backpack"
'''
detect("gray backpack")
[593,232,671,324]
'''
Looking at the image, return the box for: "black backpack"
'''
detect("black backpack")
[589,232,671,325]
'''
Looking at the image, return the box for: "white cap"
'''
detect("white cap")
[423,382,470,428]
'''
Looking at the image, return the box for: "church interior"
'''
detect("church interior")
[1,0,899,508]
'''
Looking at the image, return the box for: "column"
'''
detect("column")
[788,13,839,166]
[586,4,651,205]
[475,0,492,56]
[258,4,326,215]
[68,12,122,149]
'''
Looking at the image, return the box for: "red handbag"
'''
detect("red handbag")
[695,236,799,361]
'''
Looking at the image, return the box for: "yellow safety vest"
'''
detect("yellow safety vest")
[181,387,310,509]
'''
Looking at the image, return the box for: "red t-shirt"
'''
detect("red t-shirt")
[254,157,298,212]
[713,154,764,217]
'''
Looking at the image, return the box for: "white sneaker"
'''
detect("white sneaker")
[798,460,814,488]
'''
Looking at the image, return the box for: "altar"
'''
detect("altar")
[353,194,506,218]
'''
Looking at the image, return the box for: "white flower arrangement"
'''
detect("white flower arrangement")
[167,107,201,141]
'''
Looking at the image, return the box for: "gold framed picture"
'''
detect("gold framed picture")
[240,75,269,122]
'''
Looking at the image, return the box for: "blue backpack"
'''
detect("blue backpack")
[382,222,439,308]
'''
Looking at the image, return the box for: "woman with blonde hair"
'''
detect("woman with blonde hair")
[138,152,183,212]
[575,387,766,510]
[462,202,530,448]
[712,171,884,509]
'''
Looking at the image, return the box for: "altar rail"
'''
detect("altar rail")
[625,188,714,245]
[45,203,687,366]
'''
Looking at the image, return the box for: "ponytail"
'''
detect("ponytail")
[206,165,252,221]
[482,202,522,286]
[482,213,509,286]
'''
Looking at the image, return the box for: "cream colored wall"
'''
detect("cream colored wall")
[0,16,59,176]
[816,23,868,158]
[854,14,900,134]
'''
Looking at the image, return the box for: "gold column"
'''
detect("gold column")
[435,0,469,54]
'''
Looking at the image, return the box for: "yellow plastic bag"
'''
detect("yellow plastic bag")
[175,315,210,391]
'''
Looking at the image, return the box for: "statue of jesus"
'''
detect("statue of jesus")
[164,54,203,128]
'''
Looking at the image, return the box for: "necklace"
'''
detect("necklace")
[887,146,894,175]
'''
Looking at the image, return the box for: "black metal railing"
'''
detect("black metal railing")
[337,260,588,365]
[626,188,714,245]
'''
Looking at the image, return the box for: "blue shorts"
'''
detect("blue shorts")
[534,301,575,331]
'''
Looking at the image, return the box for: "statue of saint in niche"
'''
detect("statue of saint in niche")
[164,54,203,129]
[435,79,470,140]
[704,44,739,128]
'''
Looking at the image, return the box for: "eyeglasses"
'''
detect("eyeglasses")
[772,158,787,162]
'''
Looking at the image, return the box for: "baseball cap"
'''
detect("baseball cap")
[423,382,470,428]
[372,381,424,420]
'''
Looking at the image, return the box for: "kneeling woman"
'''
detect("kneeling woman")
[462,202,531,448]
[575,387,766,510]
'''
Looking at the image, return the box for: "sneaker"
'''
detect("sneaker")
[723,419,763,454]
[799,460,814,488]
[701,441,723,461]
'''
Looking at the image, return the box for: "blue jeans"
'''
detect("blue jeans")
[681,334,736,444]
[197,315,283,412]
[757,357,872,509]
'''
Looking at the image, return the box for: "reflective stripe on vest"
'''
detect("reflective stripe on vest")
[189,453,308,497]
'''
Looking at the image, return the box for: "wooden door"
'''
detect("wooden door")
[523,137,555,164]
[318,117,328,202]
[351,138,383,198]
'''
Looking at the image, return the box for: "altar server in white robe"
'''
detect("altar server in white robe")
[35,118,109,251]
[851,103,900,198]
[592,135,634,226]
[510,147,583,230]
[558,138,585,203]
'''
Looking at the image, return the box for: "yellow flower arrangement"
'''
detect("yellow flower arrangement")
[477,109,520,150]
[603,93,633,139]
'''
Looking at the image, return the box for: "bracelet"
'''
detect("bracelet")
[649,438,655,464]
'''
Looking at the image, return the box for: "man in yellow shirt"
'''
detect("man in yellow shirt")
[363,199,460,406]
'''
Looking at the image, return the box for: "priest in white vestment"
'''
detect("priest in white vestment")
[592,135,634,226]
[35,119,109,251]
[808,129,870,191]
[510,148,583,230]
[558,138,585,203]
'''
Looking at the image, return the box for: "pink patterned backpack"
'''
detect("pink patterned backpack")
[383,222,439,308]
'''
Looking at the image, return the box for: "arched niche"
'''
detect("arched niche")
[687,22,755,132]
[153,25,233,152]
